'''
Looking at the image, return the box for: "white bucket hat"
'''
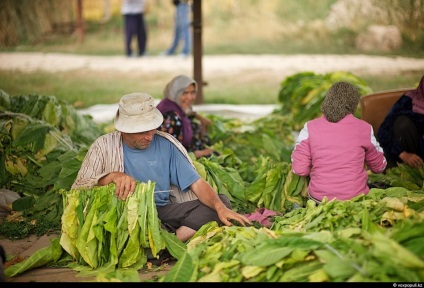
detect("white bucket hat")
[114,92,164,133]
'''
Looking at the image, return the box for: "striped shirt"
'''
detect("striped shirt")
[72,130,195,190]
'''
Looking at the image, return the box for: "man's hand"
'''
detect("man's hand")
[99,172,136,200]
[191,178,252,227]
[399,151,424,169]
[217,206,252,227]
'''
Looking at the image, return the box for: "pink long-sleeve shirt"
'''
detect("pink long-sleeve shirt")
[291,114,387,202]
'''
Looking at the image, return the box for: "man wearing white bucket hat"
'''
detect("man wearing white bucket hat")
[72,92,251,242]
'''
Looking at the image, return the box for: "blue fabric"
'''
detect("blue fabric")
[123,134,200,206]
[166,2,191,55]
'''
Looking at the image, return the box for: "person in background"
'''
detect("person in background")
[160,0,191,57]
[72,92,251,243]
[156,74,215,159]
[377,75,424,169]
[121,0,148,57]
[291,81,387,204]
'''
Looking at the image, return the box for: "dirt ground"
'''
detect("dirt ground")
[1,234,176,282]
[2,52,424,79]
[1,52,424,282]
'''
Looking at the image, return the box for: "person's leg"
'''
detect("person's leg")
[166,24,180,55]
[123,14,132,56]
[393,115,421,156]
[175,226,196,242]
[157,195,232,232]
[157,200,201,231]
[124,14,138,56]
[136,13,147,56]
[166,6,183,55]
[180,3,191,56]
[180,195,232,230]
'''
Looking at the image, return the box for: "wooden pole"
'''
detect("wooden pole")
[192,0,203,104]
[75,0,84,43]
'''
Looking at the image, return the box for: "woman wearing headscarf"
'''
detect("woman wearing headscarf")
[291,81,387,204]
[156,74,215,158]
[377,75,424,169]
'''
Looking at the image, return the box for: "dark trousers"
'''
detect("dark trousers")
[157,194,232,231]
[390,115,424,167]
[123,13,147,56]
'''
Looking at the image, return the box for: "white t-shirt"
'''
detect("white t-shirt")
[121,0,145,14]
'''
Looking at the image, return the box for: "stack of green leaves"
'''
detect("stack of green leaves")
[271,187,424,233]
[1,91,103,146]
[277,71,373,131]
[5,181,186,278]
[155,182,424,282]
[208,113,295,164]
[368,163,424,191]
[60,181,185,273]
[0,90,103,197]
[195,153,307,214]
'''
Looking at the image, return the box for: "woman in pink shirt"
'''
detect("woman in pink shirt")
[291,81,387,204]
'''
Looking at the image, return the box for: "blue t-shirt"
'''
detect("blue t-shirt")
[123,134,200,206]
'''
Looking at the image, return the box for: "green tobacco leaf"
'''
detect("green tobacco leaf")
[279,261,323,282]
[41,96,60,127]
[5,237,62,278]
[210,162,246,201]
[119,224,142,268]
[11,196,35,211]
[160,251,197,282]
[12,121,49,151]
[316,249,359,281]
[239,244,293,266]
[371,232,424,269]
[244,175,266,203]
[146,181,163,256]
[119,191,142,268]
[76,195,99,268]
[161,229,186,260]
[138,183,149,248]
[0,89,10,110]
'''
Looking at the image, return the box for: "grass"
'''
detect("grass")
[1,0,423,107]
[2,69,421,109]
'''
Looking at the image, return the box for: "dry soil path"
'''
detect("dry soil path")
[1,52,424,77]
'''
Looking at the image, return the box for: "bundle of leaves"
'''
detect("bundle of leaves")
[161,221,424,282]
[0,90,103,146]
[0,112,88,197]
[368,163,424,191]
[0,91,103,197]
[0,90,104,239]
[208,113,295,164]
[277,71,373,131]
[5,182,186,278]
[160,186,424,282]
[272,187,424,232]
[193,152,307,214]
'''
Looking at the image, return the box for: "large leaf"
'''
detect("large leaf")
[5,237,63,278]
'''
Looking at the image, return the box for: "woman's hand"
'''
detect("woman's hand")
[194,148,216,159]
[399,151,424,169]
